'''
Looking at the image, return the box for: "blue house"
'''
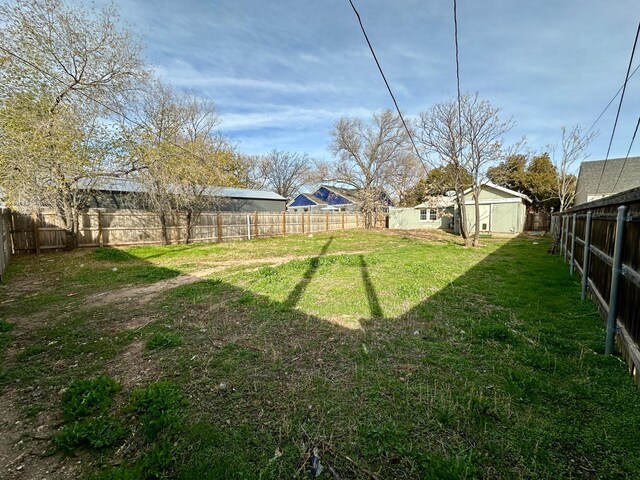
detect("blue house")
[287,185,392,213]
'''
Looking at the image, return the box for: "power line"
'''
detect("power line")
[453,0,463,163]
[611,115,640,192]
[346,0,427,173]
[0,44,216,168]
[595,19,640,194]
[585,63,640,136]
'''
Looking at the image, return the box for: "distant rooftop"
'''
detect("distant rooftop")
[86,177,286,201]
[575,157,640,205]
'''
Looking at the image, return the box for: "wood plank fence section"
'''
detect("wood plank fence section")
[9,210,370,251]
[555,187,640,385]
[0,208,12,281]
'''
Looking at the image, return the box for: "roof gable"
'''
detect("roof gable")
[313,186,353,205]
[288,193,324,207]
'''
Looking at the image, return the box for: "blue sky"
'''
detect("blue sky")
[108,0,639,166]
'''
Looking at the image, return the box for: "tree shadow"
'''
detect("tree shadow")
[284,236,334,308]
[358,254,383,318]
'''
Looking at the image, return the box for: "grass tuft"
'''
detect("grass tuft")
[146,332,182,350]
[62,376,121,421]
[130,381,185,440]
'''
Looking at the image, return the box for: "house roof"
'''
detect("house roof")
[86,177,286,201]
[414,196,455,209]
[574,157,640,205]
[320,185,359,203]
[463,182,532,203]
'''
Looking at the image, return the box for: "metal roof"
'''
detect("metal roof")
[86,177,286,201]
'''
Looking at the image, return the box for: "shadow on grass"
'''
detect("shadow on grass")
[284,236,334,308]
[3,234,640,480]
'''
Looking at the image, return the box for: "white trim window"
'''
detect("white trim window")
[419,208,438,221]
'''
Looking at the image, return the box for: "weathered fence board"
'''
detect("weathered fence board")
[556,186,640,385]
[9,210,370,251]
[0,208,12,281]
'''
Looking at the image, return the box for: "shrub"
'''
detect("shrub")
[62,376,121,421]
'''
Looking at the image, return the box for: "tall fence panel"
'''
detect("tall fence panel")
[0,208,12,281]
[9,210,371,251]
[556,187,640,385]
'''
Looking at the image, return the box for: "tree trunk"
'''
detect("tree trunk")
[185,210,192,244]
[159,211,170,245]
[473,187,481,247]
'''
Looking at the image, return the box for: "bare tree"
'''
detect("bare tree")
[328,109,414,227]
[463,94,513,246]
[415,99,471,243]
[126,80,241,244]
[251,150,313,199]
[552,125,595,211]
[0,0,146,248]
[416,94,512,246]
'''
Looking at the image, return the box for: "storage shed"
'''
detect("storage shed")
[456,182,531,235]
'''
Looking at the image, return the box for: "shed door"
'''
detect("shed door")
[479,205,491,232]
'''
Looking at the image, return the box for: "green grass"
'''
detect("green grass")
[1,230,640,479]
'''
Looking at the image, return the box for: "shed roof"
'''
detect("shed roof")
[463,182,532,203]
[87,177,286,201]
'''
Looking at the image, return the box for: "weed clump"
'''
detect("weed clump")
[62,376,121,421]
[55,416,126,452]
[130,380,185,440]
[146,332,182,350]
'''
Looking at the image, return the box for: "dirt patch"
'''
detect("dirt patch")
[85,251,374,308]
[0,389,81,480]
[107,341,157,389]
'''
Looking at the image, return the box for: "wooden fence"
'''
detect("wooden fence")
[9,209,370,251]
[555,187,640,385]
[524,210,551,231]
[0,208,11,281]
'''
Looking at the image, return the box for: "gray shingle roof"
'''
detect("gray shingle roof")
[86,177,286,201]
[575,157,640,205]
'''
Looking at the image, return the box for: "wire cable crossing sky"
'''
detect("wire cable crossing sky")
[92,0,639,165]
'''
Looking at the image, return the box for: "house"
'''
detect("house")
[287,185,392,212]
[574,157,640,205]
[83,177,287,212]
[388,195,455,230]
[455,182,531,235]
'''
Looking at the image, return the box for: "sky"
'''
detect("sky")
[103,0,639,166]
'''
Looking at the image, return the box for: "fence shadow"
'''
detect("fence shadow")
[3,233,638,478]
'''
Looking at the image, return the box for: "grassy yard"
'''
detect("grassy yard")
[1,230,639,479]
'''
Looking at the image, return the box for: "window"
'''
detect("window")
[420,209,437,221]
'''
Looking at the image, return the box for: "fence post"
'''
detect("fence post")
[301,212,305,234]
[581,210,593,301]
[247,214,251,240]
[282,211,286,235]
[32,212,41,255]
[326,212,329,231]
[216,211,222,242]
[605,205,628,355]
[341,211,345,230]
[569,213,577,275]
[98,211,104,247]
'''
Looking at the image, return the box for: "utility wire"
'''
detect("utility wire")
[346,0,428,173]
[453,0,464,163]
[0,44,216,168]
[611,115,640,192]
[595,19,640,194]
[585,63,640,136]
